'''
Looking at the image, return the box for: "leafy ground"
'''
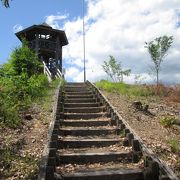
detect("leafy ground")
[96,80,180,177]
[0,83,59,180]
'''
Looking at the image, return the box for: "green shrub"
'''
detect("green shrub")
[6,42,43,77]
[28,74,49,99]
[0,42,52,128]
[0,74,51,127]
[0,103,20,128]
[168,139,180,154]
[159,116,175,127]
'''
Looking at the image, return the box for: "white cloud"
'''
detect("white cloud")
[13,24,23,33]
[45,14,68,29]
[45,0,180,83]
[65,67,81,81]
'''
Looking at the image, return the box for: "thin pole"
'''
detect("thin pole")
[83,0,86,82]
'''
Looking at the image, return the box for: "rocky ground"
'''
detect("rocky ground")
[101,90,180,177]
[0,88,58,180]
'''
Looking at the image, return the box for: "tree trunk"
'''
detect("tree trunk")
[156,69,159,95]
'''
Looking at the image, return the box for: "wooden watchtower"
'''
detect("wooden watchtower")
[15,22,68,73]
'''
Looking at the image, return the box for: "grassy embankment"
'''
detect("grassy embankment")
[0,77,62,179]
[0,42,64,179]
[96,80,154,97]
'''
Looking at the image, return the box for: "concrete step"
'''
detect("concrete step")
[64,107,105,113]
[55,168,144,180]
[64,103,100,108]
[65,94,94,99]
[59,119,110,127]
[64,113,107,119]
[57,151,132,165]
[65,98,97,103]
[59,127,117,136]
[58,138,122,148]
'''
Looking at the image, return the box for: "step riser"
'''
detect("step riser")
[65,95,94,99]
[64,113,107,119]
[65,99,97,103]
[58,140,121,148]
[64,103,100,108]
[59,129,116,136]
[65,86,87,88]
[66,82,86,85]
[57,172,144,180]
[65,92,93,96]
[64,108,104,113]
[59,121,109,127]
[57,153,132,165]
[65,85,87,87]
[64,88,89,92]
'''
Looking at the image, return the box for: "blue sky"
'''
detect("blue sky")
[1,0,180,83]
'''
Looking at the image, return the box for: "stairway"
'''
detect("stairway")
[54,82,144,180]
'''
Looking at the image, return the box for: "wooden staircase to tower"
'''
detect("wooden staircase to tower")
[54,82,144,180]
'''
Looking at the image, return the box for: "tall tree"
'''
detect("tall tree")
[1,0,10,7]
[102,55,131,82]
[3,41,43,78]
[145,35,173,85]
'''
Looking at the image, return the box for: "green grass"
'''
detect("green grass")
[159,116,175,127]
[96,80,155,97]
[0,148,38,179]
[167,138,180,154]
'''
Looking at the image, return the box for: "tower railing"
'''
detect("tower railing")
[42,61,63,81]
[56,68,62,78]
[42,61,52,82]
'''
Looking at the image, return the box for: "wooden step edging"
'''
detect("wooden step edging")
[64,102,101,108]
[58,127,118,136]
[58,138,122,148]
[54,168,144,180]
[38,84,63,180]
[64,106,105,113]
[59,119,110,127]
[57,151,133,165]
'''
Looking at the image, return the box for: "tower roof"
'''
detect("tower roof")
[15,23,68,46]
[40,22,52,28]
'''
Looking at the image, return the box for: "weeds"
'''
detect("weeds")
[0,148,38,179]
[167,138,180,154]
[159,116,175,127]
